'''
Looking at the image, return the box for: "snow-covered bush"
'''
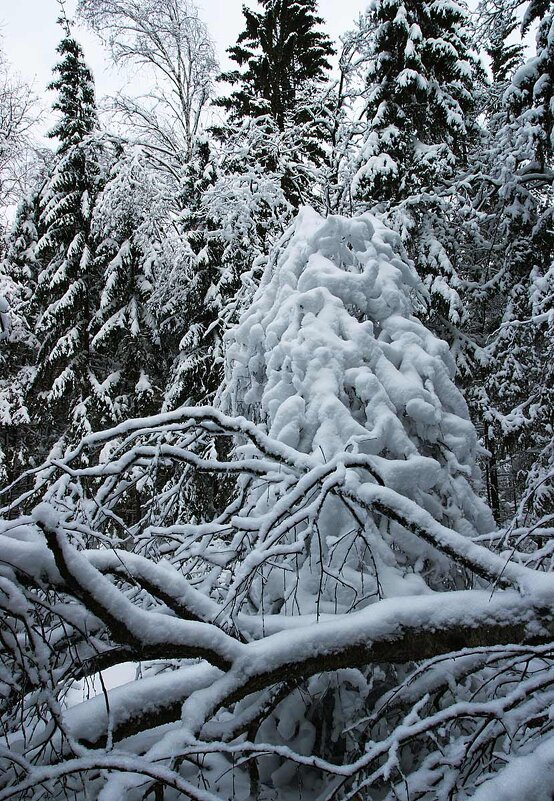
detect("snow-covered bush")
[223,208,493,609]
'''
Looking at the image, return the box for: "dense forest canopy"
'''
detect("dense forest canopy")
[0,1,553,799]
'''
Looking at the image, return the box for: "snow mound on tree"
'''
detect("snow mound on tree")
[224,206,493,542]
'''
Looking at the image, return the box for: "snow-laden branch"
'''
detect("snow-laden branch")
[2,501,553,757]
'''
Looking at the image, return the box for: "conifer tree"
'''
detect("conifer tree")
[0,189,43,484]
[482,1,554,519]
[459,0,554,520]
[217,0,334,206]
[351,0,480,330]
[221,207,495,777]
[152,134,290,521]
[158,133,290,415]
[157,136,222,413]
[485,9,522,88]
[28,21,108,451]
[219,0,333,130]
[2,193,41,288]
[0,273,37,486]
[352,0,477,202]
[90,146,166,422]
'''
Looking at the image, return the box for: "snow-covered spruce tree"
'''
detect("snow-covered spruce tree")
[0,185,44,484]
[459,0,554,521]
[159,131,291,413]
[157,136,223,414]
[350,0,480,332]
[90,146,166,423]
[509,0,554,172]
[153,132,290,521]
[479,2,523,101]
[217,0,334,207]
[2,191,41,288]
[223,207,494,598]
[27,24,110,454]
[0,273,37,487]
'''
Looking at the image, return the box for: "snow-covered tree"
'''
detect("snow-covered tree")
[157,130,291,416]
[350,0,481,330]
[217,0,334,207]
[155,136,223,414]
[458,0,554,521]
[0,273,37,486]
[151,132,290,521]
[352,0,477,203]
[0,192,42,483]
[478,2,523,91]
[28,26,109,452]
[2,190,41,288]
[78,0,218,165]
[219,0,334,131]
[223,207,493,552]
[90,146,166,422]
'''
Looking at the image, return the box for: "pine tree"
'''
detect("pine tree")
[352,0,477,203]
[485,1,554,520]
[509,0,554,170]
[28,22,108,451]
[2,192,41,288]
[485,9,522,88]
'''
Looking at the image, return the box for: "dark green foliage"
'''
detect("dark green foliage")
[350,0,481,335]
[216,0,335,207]
[508,0,554,168]
[486,12,522,85]
[352,0,479,205]
[25,27,110,449]
[218,0,334,130]
[48,32,97,151]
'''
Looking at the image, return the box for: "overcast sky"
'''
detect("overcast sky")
[1,0,367,108]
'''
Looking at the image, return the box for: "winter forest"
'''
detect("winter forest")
[0,0,553,797]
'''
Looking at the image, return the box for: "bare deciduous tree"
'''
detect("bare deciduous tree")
[0,49,42,229]
[77,0,218,164]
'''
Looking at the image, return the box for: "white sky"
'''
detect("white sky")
[1,0,367,109]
